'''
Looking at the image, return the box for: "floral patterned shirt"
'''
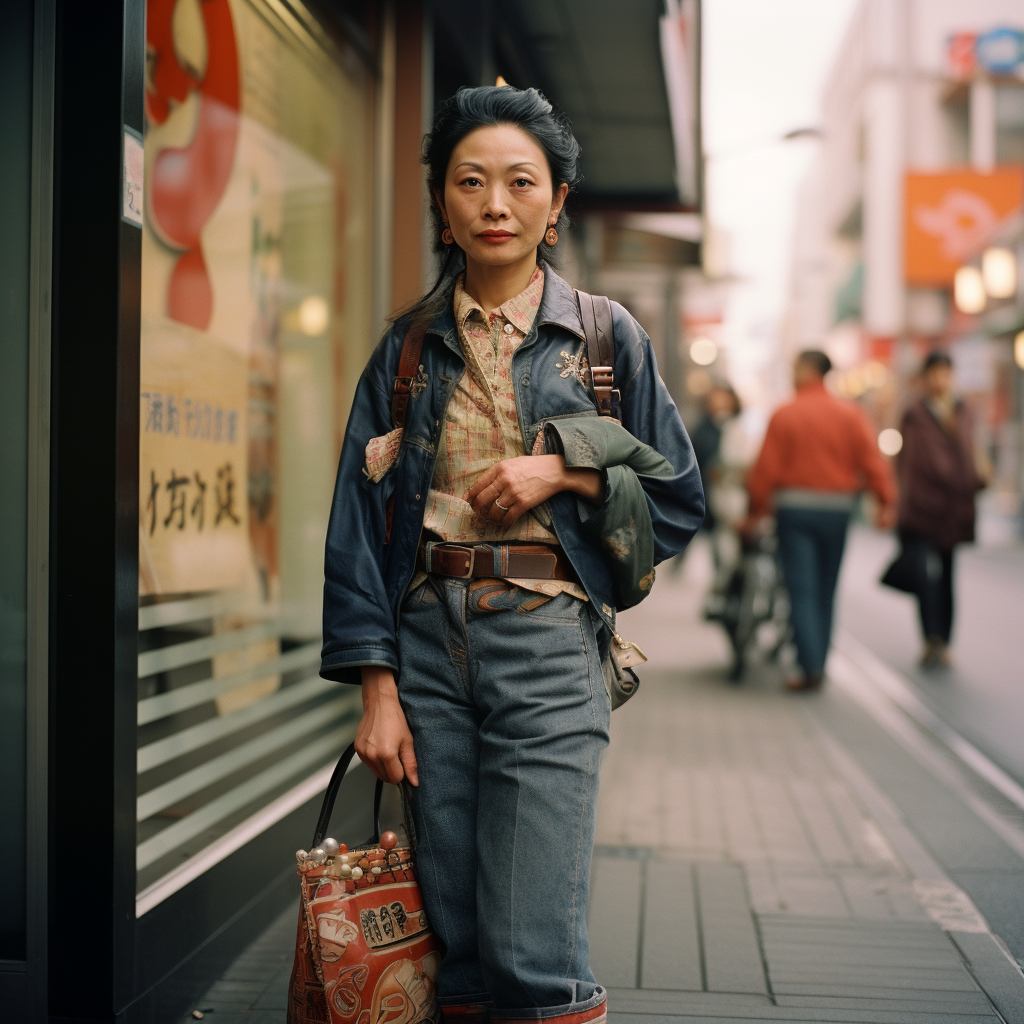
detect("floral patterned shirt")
[367,266,586,600]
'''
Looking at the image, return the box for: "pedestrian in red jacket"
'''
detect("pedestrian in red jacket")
[747,350,896,690]
[896,350,986,668]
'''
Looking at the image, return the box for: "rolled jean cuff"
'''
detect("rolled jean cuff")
[490,986,607,1023]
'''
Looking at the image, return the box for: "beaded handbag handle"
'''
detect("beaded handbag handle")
[311,742,416,850]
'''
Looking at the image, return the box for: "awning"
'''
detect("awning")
[492,0,702,210]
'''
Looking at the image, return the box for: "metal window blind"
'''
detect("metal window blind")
[134,592,358,907]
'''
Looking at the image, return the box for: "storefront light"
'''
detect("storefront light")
[298,295,330,336]
[878,428,903,457]
[689,337,718,365]
[1015,330,1024,371]
[953,266,986,314]
[981,247,1016,299]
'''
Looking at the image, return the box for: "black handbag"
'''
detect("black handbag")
[880,544,921,594]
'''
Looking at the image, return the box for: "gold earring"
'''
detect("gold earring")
[545,226,558,246]
[441,226,454,246]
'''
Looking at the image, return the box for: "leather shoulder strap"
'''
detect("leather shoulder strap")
[386,321,427,544]
[391,321,428,429]
[575,289,620,420]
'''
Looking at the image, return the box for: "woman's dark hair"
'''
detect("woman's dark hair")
[797,349,833,377]
[923,349,952,373]
[399,85,582,326]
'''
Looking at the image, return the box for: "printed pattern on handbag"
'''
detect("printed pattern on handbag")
[288,841,440,1024]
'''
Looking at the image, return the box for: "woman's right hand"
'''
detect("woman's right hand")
[355,666,419,786]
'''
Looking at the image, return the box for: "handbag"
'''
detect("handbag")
[287,743,440,1024]
[880,546,920,594]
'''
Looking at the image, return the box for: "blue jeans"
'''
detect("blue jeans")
[775,507,850,676]
[396,577,611,1016]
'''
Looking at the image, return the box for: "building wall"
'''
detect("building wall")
[786,0,1024,530]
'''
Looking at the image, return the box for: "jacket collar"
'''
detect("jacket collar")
[536,265,586,341]
[424,263,585,344]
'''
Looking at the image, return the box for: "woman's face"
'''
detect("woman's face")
[439,124,568,269]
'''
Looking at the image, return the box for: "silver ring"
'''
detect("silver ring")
[494,499,510,511]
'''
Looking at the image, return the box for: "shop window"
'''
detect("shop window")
[136,0,372,907]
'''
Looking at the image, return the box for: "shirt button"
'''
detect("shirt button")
[503,323,515,334]
[520,374,531,386]
[415,493,421,501]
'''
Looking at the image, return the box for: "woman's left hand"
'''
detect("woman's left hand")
[466,454,603,529]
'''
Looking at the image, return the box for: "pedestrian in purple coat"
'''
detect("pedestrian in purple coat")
[896,351,987,668]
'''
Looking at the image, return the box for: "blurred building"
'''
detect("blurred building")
[0,1,700,1021]
[785,0,1024,537]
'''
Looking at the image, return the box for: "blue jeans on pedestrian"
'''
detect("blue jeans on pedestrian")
[396,577,611,1017]
[775,507,850,676]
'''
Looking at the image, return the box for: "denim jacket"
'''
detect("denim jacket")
[321,267,704,685]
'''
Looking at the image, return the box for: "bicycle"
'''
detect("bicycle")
[704,527,793,682]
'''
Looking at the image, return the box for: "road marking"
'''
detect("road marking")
[912,880,989,933]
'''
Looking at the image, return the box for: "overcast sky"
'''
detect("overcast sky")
[703,0,858,396]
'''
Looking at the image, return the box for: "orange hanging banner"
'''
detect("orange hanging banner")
[904,169,1024,286]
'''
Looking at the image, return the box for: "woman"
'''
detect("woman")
[321,85,703,1024]
[695,385,752,614]
[897,351,986,668]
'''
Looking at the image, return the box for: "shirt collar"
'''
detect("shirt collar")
[453,266,545,336]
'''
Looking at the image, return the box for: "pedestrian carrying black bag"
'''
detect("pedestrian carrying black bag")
[880,547,920,594]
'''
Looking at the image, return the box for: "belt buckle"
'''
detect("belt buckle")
[435,542,476,579]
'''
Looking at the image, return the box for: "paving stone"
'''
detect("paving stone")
[770,982,983,1000]
[251,963,292,1009]
[590,854,642,988]
[787,779,855,868]
[608,1009,996,1023]
[695,862,767,995]
[640,860,702,991]
[758,914,949,938]
[776,992,996,1012]
[772,872,849,918]
[607,988,771,1008]
[764,947,962,969]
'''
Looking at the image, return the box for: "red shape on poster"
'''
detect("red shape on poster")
[145,0,240,331]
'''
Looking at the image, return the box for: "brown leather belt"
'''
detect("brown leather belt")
[418,542,576,581]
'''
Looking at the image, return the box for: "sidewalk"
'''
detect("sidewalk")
[180,542,1024,1024]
